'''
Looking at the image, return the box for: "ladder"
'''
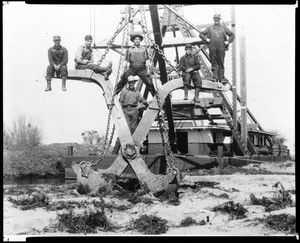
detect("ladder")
[161,5,253,155]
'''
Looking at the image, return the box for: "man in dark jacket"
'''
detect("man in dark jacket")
[199,13,235,83]
[178,44,202,102]
[114,33,156,96]
[75,35,112,80]
[119,75,149,134]
[45,35,68,91]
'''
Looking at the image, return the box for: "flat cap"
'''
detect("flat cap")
[127,75,139,82]
[85,35,93,41]
[185,43,193,49]
[213,13,221,19]
[53,35,61,40]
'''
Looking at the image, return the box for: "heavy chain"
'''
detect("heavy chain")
[152,74,178,174]
[139,6,182,77]
[139,5,179,175]
[93,6,131,166]
[97,5,136,66]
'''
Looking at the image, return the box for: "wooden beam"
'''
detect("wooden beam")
[149,4,176,152]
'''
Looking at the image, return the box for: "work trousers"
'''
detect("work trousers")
[122,106,139,135]
[209,49,226,80]
[182,71,202,89]
[115,68,155,95]
[76,63,108,74]
[46,64,68,81]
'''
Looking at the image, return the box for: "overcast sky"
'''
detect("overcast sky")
[3,3,296,155]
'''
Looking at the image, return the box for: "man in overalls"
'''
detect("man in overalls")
[45,35,68,91]
[114,33,156,96]
[75,35,112,80]
[119,75,149,135]
[199,14,235,83]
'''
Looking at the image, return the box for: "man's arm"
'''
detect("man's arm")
[178,56,186,72]
[192,55,201,71]
[224,26,235,43]
[199,28,210,42]
[59,47,68,66]
[119,90,125,105]
[48,48,55,66]
[138,93,149,108]
[90,50,94,64]
[75,46,84,64]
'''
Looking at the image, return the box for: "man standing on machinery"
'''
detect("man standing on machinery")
[199,13,235,83]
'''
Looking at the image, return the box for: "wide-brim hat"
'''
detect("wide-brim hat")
[127,75,140,82]
[130,33,144,42]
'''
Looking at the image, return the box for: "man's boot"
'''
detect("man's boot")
[193,87,200,103]
[45,80,52,91]
[62,77,67,91]
[219,68,227,84]
[211,66,219,82]
[183,88,189,100]
[103,61,113,80]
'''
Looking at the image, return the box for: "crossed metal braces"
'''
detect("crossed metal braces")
[67,69,230,193]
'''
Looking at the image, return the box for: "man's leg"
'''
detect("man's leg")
[183,73,192,100]
[191,72,202,102]
[86,62,112,80]
[217,49,226,83]
[45,65,54,91]
[130,108,139,135]
[122,107,132,134]
[209,49,219,81]
[60,65,68,91]
[137,69,156,96]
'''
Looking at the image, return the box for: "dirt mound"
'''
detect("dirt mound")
[3,143,101,179]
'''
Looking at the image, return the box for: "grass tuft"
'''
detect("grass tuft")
[212,200,248,219]
[128,214,168,235]
[249,182,294,212]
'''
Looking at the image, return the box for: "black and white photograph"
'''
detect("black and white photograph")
[3,3,296,240]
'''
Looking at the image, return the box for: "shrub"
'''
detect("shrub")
[4,114,42,147]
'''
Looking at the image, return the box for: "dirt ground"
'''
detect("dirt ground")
[3,160,296,240]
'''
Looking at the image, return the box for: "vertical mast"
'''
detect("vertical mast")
[239,35,247,144]
[231,5,237,127]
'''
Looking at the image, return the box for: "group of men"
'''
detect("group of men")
[45,34,112,92]
[45,13,234,133]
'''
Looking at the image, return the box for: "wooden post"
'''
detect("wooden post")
[231,5,237,127]
[67,146,74,156]
[218,146,224,169]
[239,35,248,145]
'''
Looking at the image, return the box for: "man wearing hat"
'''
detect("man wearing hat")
[119,75,149,134]
[45,35,68,91]
[178,44,202,102]
[199,13,235,83]
[114,32,156,96]
[75,35,112,80]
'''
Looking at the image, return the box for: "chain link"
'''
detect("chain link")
[97,6,135,66]
[139,5,179,175]
[92,6,131,166]
[139,6,182,76]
